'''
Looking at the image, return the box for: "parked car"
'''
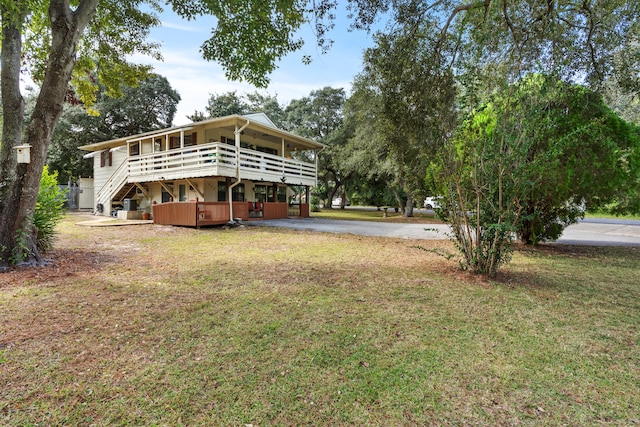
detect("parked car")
[423,196,441,209]
[332,197,350,207]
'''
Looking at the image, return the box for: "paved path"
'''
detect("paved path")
[249,217,640,247]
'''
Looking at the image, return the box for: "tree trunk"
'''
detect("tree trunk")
[0,0,99,268]
[0,8,28,268]
[0,9,23,189]
[327,184,340,209]
[404,194,414,217]
[389,184,405,215]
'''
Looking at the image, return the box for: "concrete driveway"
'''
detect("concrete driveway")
[250,218,449,239]
[556,218,640,246]
[249,217,640,247]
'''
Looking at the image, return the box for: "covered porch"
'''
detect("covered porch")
[95,141,318,210]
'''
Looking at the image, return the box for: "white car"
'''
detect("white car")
[423,197,441,209]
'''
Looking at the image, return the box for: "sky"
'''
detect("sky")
[136,5,386,125]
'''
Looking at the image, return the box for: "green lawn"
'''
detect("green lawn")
[1,215,639,426]
[311,207,441,222]
[316,206,640,223]
[586,210,640,221]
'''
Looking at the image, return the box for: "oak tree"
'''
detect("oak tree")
[47,74,181,184]
[285,87,350,208]
[0,0,327,268]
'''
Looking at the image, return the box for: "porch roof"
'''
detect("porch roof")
[78,114,325,152]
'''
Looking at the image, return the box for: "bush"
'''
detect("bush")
[310,195,321,212]
[34,166,67,251]
[433,74,640,277]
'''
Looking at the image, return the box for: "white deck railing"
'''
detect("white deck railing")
[125,142,316,185]
[127,143,236,181]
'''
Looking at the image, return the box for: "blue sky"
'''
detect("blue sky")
[137,5,385,125]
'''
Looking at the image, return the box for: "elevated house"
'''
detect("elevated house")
[79,113,324,226]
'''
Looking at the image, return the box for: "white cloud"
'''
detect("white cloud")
[137,45,356,125]
[160,20,207,33]
[132,6,377,125]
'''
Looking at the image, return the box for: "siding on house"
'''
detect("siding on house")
[92,149,128,212]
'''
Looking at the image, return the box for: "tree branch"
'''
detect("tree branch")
[502,0,523,63]
[582,0,604,82]
[440,0,491,40]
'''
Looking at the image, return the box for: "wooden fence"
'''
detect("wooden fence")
[152,201,309,226]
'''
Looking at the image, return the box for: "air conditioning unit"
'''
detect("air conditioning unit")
[123,198,137,211]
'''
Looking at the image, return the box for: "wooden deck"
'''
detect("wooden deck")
[152,201,309,227]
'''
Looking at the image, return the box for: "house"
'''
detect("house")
[79,113,324,226]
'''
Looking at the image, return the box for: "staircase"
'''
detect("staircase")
[95,158,148,212]
[111,183,137,204]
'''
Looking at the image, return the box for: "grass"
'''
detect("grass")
[1,214,639,426]
[585,210,640,221]
[311,207,441,223]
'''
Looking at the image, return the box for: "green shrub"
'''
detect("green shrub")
[34,166,67,251]
[310,195,321,212]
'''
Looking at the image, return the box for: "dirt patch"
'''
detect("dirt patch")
[0,248,111,289]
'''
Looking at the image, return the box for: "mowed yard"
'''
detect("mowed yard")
[1,214,639,426]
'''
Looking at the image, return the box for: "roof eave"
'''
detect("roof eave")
[78,114,325,152]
